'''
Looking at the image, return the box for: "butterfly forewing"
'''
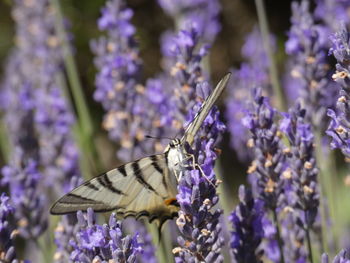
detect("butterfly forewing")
[50,154,178,224]
[181,72,231,146]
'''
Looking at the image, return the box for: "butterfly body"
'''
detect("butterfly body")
[165,138,187,182]
[50,73,231,226]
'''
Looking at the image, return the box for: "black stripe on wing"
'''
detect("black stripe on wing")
[97,173,126,195]
[118,165,128,177]
[84,181,100,191]
[150,155,163,174]
[132,161,159,195]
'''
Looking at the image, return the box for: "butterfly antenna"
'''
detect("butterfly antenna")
[145,135,173,141]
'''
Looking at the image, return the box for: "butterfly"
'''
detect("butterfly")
[50,73,231,228]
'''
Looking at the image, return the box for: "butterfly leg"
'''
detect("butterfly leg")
[181,153,216,188]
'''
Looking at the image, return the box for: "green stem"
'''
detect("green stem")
[305,224,313,263]
[146,223,171,263]
[36,234,54,263]
[52,0,103,176]
[254,0,286,111]
[314,132,337,253]
[272,209,285,263]
[0,119,11,163]
[52,0,93,138]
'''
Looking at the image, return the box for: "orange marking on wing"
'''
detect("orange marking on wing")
[164,198,177,206]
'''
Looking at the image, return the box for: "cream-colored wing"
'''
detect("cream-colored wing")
[50,154,179,224]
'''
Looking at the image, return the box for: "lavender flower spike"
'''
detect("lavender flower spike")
[164,24,225,262]
[225,27,274,162]
[92,0,173,161]
[0,194,21,263]
[322,249,350,263]
[280,104,319,262]
[280,104,319,229]
[327,25,350,159]
[229,185,264,263]
[70,208,142,263]
[158,0,221,43]
[286,0,338,130]
[243,88,286,262]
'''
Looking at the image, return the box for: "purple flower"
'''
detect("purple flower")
[280,104,319,228]
[1,149,47,239]
[280,104,320,262]
[92,0,175,162]
[314,0,350,31]
[0,0,81,246]
[157,0,221,44]
[225,27,274,162]
[322,249,350,263]
[53,177,83,263]
[243,88,287,262]
[327,25,350,159]
[229,185,264,263]
[70,208,142,263]
[285,0,338,130]
[243,89,286,209]
[174,96,225,262]
[0,194,21,263]
[161,24,225,261]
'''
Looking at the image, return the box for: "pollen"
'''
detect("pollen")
[291,69,302,78]
[175,62,187,70]
[135,84,145,94]
[338,96,347,103]
[54,252,63,260]
[172,247,182,254]
[114,81,124,91]
[283,206,294,213]
[306,56,316,64]
[107,42,116,52]
[107,90,116,99]
[303,185,313,194]
[18,218,28,227]
[10,229,19,239]
[336,126,345,134]
[265,179,276,193]
[282,169,292,179]
[155,142,163,152]
[304,161,313,170]
[55,223,64,233]
[247,138,255,148]
[136,129,145,141]
[203,198,211,206]
[332,71,349,80]
[283,147,291,154]
[310,80,317,89]
[152,119,161,128]
[47,36,59,47]
[201,229,210,236]
[247,161,257,174]
[182,84,191,92]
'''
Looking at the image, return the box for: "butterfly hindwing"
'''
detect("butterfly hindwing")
[50,154,179,224]
[182,72,231,146]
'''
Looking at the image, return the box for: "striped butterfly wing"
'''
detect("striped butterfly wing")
[181,73,231,146]
[50,154,179,225]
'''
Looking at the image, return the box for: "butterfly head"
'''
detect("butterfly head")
[169,138,181,148]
